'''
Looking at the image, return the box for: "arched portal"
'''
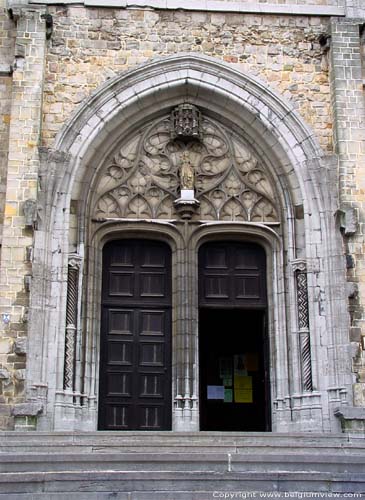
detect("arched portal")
[28,54,351,433]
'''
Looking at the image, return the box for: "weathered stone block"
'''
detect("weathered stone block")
[14,369,25,380]
[335,406,365,435]
[347,282,359,299]
[0,404,11,416]
[0,368,10,379]
[349,327,362,342]
[13,337,27,355]
[353,382,365,406]
[0,339,11,355]
[11,401,43,417]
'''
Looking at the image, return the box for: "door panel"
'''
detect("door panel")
[99,240,172,431]
[199,242,266,307]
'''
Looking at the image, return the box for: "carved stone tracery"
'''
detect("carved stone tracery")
[92,109,280,223]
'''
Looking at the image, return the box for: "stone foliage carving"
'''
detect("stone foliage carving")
[92,112,279,222]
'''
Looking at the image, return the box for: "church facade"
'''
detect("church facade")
[0,0,365,434]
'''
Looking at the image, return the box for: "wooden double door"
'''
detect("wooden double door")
[98,239,172,430]
[98,239,270,431]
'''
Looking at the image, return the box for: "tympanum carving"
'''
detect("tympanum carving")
[92,110,279,222]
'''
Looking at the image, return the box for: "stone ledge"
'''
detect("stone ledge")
[11,402,43,417]
[335,407,365,435]
[0,65,13,77]
[26,0,346,17]
[335,407,365,420]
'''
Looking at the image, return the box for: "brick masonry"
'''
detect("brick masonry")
[330,18,365,405]
[42,8,333,153]
[0,3,46,428]
[0,4,15,243]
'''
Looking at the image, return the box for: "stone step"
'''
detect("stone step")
[1,432,364,497]
[1,431,364,454]
[2,445,365,458]
[0,470,364,496]
[1,451,365,474]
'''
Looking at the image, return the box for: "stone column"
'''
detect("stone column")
[64,255,82,391]
[0,5,46,428]
[296,268,313,392]
[330,18,365,431]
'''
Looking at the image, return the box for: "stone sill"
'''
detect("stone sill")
[26,0,345,17]
[0,65,13,77]
[335,406,365,420]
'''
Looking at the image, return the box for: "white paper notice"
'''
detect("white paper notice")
[207,385,225,400]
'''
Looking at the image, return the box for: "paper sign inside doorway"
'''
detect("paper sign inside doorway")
[207,385,224,400]
[224,388,233,403]
[234,375,253,403]
[234,355,247,376]
[219,357,232,378]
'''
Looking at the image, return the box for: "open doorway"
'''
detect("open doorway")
[199,308,270,431]
[198,241,270,431]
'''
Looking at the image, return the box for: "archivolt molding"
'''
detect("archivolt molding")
[48,54,327,227]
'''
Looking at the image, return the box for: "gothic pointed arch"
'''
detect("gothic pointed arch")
[27,54,350,433]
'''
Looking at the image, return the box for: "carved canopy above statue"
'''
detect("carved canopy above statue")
[91,107,280,223]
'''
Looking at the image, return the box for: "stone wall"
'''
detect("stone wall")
[330,18,365,409]
[0,2,15,429]
[42,7,333,153]
[0,5,46,429]
[0,5,15,243]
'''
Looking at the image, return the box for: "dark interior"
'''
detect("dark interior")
[199,308,270,431]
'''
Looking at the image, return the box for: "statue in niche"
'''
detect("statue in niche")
[179,151,195,190]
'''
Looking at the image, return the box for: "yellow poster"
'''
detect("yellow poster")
[234,375,253,403]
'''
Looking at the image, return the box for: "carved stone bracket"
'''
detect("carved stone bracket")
[23,199,37,228]
[174,196,200,220]
[63,254,82,391]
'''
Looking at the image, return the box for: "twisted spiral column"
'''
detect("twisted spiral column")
[64,257,80,391]
[296,270,313,392]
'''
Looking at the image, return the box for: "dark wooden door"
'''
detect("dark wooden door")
[199,241,266,308]
[98,240,172,430]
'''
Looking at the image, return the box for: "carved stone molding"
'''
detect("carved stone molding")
[92,112,280,223]
[291,259,307,273]
[68,254,82,270]
[170,104,201,140]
